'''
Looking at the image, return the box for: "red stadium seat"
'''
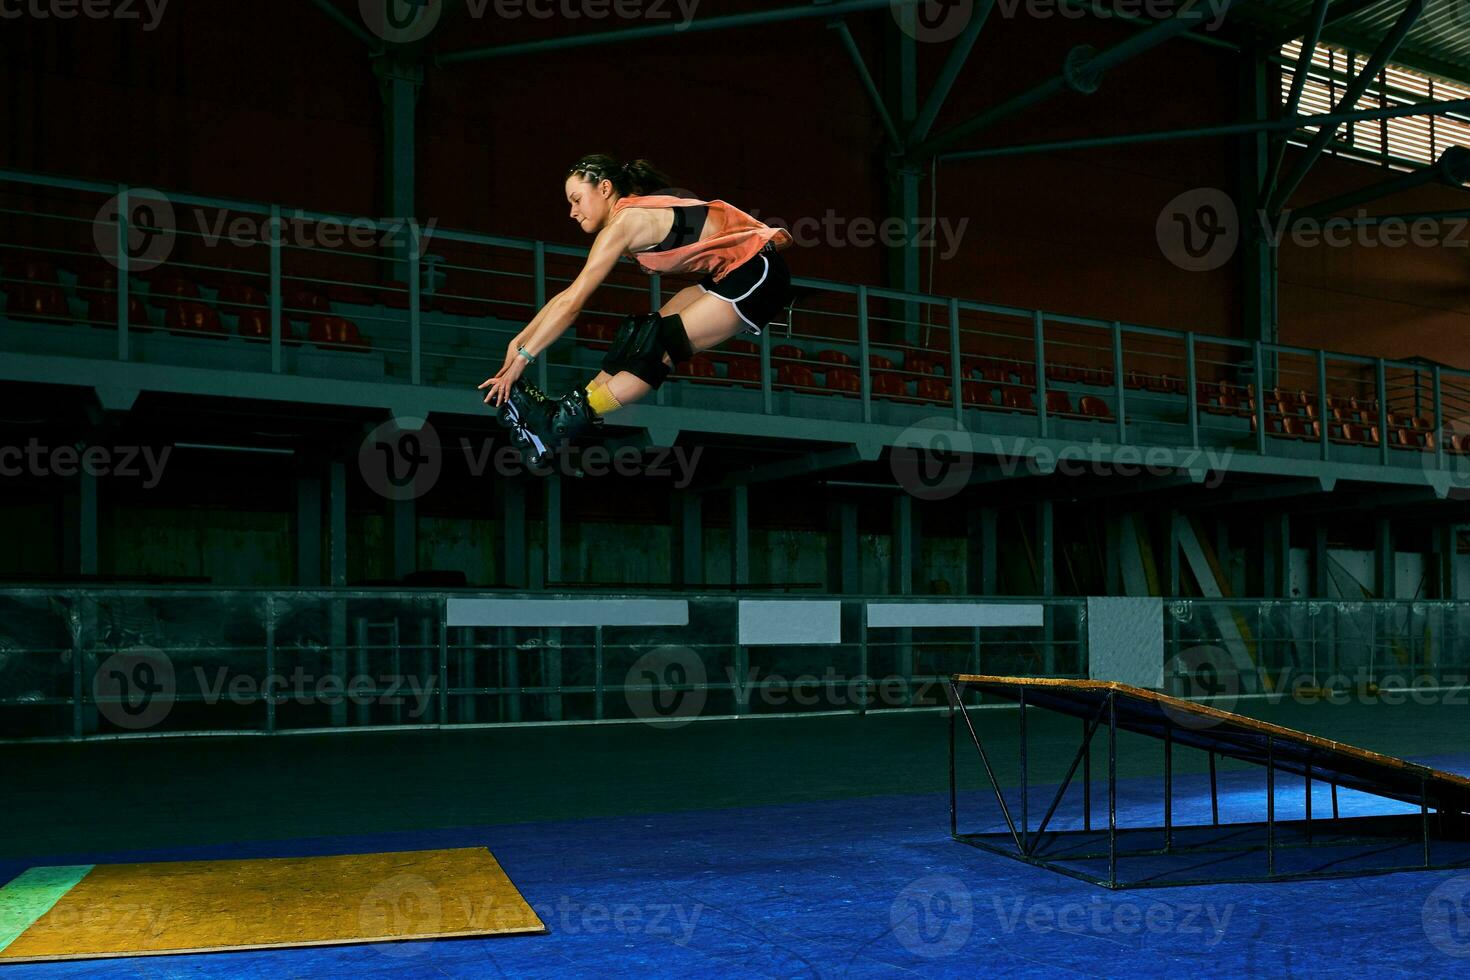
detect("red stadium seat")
[777,363,816,389]
[824,367,860,393]
[218,281,267,314]
[308,314,369,350]
[237,308,272,341]
[87,292,150,329]
[726,358,762,386]
[286,286,331,315]
[916,378,950,404]
[681,356,719,380]
[817,349,853,366]
[871,372,906,399]
[146,273,199,304]
[961,380,995,407]
[166,300,226,338]
[1002,387,1034,413]
[1078,395,1113,421]
[771,344,804,362]
[10,283,68,322]
[1045,390,1074,417]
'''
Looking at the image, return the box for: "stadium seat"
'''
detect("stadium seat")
[87,292,151,329]
[285,286,330,315]
[824,366,860,393]
[816,349,853,366]
[771,344,804,362]
[146,273,199,304]
[870,372,906,399]
[579,321,616,350]
[1045,390,1075,417]
[905,355,941,376]
[1002,387,1034,413]
[9,283,68,322]
[915,378,950,404]
[776,363,816,389]
[1078,395,1113,421]
[726,358,762,386]
[218,281,267,315]
[237,308,272,341]
[681,356,719,381]
[166,300,226,338]
[868,353,896,371]
[961,380,995,407]
[307,314,369,350]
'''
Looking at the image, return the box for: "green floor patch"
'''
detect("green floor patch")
[0,866,93,952]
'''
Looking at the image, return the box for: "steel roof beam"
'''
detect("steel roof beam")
[1267,0,1425,215]
[436,0,923,65]
[906,0,1236,163]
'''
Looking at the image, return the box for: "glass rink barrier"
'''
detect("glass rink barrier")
[0,590,1087,740]
[1163,599,1470,702]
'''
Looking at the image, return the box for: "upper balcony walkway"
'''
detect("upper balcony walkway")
[3,169,1468,500]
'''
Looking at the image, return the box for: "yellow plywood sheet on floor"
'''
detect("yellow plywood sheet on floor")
[0,847,544,963]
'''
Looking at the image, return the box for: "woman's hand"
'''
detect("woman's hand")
[478,345,530,407]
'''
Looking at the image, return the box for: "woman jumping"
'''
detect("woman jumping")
[479,154,794,464]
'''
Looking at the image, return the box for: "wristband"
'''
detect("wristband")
[516,345,536,364]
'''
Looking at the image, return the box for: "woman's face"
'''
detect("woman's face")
[565,174,613,234]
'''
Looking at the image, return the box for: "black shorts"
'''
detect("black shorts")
[697,244,793,336]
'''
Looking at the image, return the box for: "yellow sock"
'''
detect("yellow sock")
[587,383,622,415]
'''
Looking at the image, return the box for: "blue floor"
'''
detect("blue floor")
[6,756,1470,977]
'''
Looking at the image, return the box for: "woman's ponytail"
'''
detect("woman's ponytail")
[568,154,674,197]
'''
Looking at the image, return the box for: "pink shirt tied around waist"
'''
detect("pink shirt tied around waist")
[613,194,794,283]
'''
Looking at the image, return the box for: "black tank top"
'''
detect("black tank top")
[647,204,707,253]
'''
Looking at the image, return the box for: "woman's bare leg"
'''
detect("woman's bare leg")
[600,291,749,405]
[583,286,708,393]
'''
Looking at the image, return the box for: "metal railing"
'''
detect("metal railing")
[3,168,1470,477]
[1164,599,1470,699]
[0,589,1085,741]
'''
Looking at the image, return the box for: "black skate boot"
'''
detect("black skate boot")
[548,386,605,441]
[495,379,557,467]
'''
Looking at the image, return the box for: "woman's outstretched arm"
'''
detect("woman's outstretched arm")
[480,218,633,405]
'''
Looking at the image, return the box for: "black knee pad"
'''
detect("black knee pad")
[602,312,689,389]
